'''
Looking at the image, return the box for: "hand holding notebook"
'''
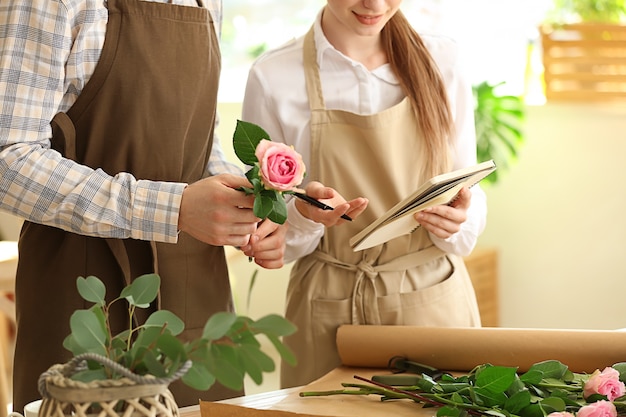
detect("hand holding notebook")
[350,160,496,251]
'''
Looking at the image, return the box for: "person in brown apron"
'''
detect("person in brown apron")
[242,2,486,388]
[5,0,286,412]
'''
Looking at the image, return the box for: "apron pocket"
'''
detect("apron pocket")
[377,257,480,327]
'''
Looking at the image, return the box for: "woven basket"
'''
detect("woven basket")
[37,354,190,417]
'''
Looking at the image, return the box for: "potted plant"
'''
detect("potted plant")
[37,273,296,417]
[472,81,525,186]
[540,0,626,101]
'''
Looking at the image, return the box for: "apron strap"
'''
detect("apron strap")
[312,245,446,324]
[303,27,326,112]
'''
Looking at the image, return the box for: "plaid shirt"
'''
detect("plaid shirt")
[0,0,239,243]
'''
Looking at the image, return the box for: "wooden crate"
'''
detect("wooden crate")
[540,23,626,102]
[464,248,499,327]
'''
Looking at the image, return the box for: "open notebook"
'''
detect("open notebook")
[350,160,496,251]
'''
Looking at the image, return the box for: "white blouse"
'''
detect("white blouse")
[242,10,487,262]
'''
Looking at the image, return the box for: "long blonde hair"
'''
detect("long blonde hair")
[381,10,453,177]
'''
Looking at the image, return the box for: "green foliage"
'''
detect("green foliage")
[473,81,525,185]
[301,360,626,417]
[63,273,297,391]
[550,0,626,23]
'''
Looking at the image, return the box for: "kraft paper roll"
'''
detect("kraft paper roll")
[336,325,626,373]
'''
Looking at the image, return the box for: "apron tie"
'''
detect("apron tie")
[312,245,447,324]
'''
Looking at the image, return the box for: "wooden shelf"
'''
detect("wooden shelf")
[464,248,499,327]
[540,23,626,102]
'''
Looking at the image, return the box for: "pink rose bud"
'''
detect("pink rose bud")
[577,401,618,417]
[584,367,626,401]
[255,139,306,192]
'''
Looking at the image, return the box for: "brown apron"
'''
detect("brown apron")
[280,28,481,388]
[13,0,241,411]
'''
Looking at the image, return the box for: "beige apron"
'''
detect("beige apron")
[13,0,241,411]
[280,28,481,388]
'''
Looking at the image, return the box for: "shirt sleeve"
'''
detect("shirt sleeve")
[0,2,183,243]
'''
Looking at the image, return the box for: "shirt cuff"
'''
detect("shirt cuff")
[131,180,187,243]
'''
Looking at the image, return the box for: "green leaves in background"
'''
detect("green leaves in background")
[473,81,525,185]
[63,273,297,391]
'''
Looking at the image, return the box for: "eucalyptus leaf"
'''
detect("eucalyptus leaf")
[237,346,267,385]
[65,273,296,394]
[69,310,107,356]
[139,348,167,378]
[182,362,216,391]
[76,276,106,305]
[265,333,297,366]
[120,273,160,306]
[202,311,237,341]
[155,332,187,365]
[252,314,298,336]
[145,310,185,336]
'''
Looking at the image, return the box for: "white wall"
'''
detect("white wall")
[479,102,626,330]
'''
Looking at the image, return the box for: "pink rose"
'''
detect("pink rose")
[577,401,617,417]
[584,367,626,401]
[255,139,305,192]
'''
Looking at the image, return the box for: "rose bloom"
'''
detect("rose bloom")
[255,139,305,192]
[584,367,626,401]
[577,401,618,417]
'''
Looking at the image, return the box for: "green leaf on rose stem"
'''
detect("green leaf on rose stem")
[436,406,463,417]
[476,366,517,393]
[121,273,160,307]
[538,396,566,413]
[245,165,260,183]
[233,120,270,166]
[474,387,508,408]
[268,198,287,224]
[76,276,106,305]
[144,310,185,336]
[613,363,626,382]
[520,369,543,385]
[202,311,238,341]
[526,360,569,380]
[254,194,274,220]
[504,390,532,414]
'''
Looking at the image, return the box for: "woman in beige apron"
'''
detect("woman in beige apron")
[242,2,484,389]
[13,0,240,410]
